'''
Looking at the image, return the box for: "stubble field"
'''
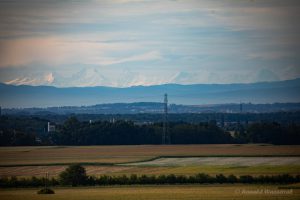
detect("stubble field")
[0,185,299,200]
[1,144,299,166]
[1,144,300,200]
[0,144,300,177]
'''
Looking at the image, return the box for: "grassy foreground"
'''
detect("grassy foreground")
[0,185,299,200]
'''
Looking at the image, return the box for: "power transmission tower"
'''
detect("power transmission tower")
[240,102,243,113]
[238,102,243,133]
[162,93,170,144]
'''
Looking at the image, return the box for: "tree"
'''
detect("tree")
[59,164,87,186]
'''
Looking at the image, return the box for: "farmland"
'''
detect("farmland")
[1,144,300,166]
[0,144,300,177]
[1,165,300,178]
[0,144,300,200]
[125,157,300,166]
[0,185,299,200]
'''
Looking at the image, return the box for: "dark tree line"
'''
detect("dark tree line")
[235,122,300,144]
[1,116,300,145]
[1,165,299,188]
[1,169,299,187]
[0,116,47,146]
[49,117,233,145]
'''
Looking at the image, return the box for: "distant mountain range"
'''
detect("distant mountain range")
[1,78,300,108]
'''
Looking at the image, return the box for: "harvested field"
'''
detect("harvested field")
[153,165,300,176]
[1,144,300,166]
[1,165,300,177]
[125,157,300,167]
[0,185,299,200]
[0,166,137,177]
[1,145,300,178]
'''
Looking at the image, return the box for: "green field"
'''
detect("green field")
[0,185,299,200]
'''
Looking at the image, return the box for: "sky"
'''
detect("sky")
[0,0,299,87]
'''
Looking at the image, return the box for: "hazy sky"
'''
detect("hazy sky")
[0,0,299,87]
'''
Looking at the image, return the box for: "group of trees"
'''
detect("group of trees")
[50,117,233,145]
[235,122,300,144]
[0,116,47,146]
[0,164,299,188]
[1,115,300,145]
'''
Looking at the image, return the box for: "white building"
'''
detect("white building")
[47,122,56,132]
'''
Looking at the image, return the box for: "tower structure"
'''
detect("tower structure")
[240,102,243,113]
[238,102,243,133]
[162,93,170,144]
[239,102,243,124]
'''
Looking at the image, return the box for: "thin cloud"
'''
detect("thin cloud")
[97,51,162,65]
[0,0,299,87]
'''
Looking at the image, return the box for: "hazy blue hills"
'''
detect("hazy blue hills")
[1,78,300,108]
[3,102,300,115]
